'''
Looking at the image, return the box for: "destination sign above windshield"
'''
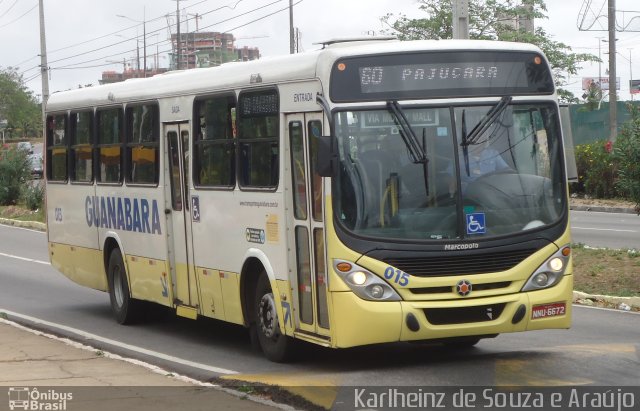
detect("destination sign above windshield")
[330,51,554,102]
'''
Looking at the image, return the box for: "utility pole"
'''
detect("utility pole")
[608,0,617,142]
[172,0,182,70]
[629,48,633,101]
[452,0,469,39]
[596,36,605,83]
[143,7,147,77]
[289,0,294,54]
[38,0,49,125]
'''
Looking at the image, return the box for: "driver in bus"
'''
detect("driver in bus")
[447,140,512,197]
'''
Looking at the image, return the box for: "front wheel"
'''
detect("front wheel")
[254,274,295,362]
[107,249,140,324]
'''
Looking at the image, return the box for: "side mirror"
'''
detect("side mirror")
[314,135,336,177]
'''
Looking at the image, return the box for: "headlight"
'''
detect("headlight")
[333,259,402,301]
[522,245,571,292]
[348,271,368,286]
[548,257,564,272]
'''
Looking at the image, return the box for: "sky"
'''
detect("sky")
[0,0,639,101]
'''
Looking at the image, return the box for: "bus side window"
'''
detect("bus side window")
[70,111,93,183]
[126,104,159,185]
[46,114,69,182]
[193,95,236,188]
[96,107,123,184]
[237,89,279,189]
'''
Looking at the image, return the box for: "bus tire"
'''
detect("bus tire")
[107,248,139,325]
[254,274,295,362]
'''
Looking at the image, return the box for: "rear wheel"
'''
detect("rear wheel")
[107,249,140,324]
[254,274,295,362]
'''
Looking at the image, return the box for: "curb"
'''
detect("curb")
[570,205,637,214]
[573,290,640,312]
[0,217,46,231]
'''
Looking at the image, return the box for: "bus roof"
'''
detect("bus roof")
[45,39,545,112]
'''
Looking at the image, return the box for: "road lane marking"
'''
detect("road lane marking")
[0,252,50,265]
[572,227,637,233]
[495,357,593,386]
[0,308,238,375]
[0,223,46,234]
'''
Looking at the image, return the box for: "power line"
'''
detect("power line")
[0,2,36,29]
[22,0,301,81]
[30,0,279,71]
[0,0,18,19]
[47,0,287,71]
[10,0,210,73]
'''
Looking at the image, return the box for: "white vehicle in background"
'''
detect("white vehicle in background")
[16,141,33,154]
[29,152,43,178]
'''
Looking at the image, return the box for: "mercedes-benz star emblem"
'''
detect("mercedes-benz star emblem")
[456,279,472,297]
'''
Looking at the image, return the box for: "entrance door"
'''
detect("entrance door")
[286,112,330,336]
[163,122,198,311]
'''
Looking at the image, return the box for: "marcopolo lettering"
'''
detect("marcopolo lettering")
[85,196,162,235]
[444,243,480,251]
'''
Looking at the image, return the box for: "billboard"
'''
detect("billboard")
[630,79,640,94]
[582,77,620,91]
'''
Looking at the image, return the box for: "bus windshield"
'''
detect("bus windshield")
[333,102,566,241]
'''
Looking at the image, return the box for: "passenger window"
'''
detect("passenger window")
[194,96,236,188]
[289,121,307,220]
[96,108,123,184]
[238,90,279,188]
[46,114,68,182]
[126,104,159,185]
[308,120,323,222]
[70,111,93,183]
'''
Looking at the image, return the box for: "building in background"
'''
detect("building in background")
[101,31,260,84]
[100,67,169,85]
[170,31,260,70]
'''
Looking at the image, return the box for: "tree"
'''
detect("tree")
[614,104,640,214]
[0,67,42,138]
[381,0,597,103]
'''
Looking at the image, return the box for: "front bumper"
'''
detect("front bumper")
[330,274,572,348]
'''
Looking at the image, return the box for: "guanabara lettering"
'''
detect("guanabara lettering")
[85,196,162,234]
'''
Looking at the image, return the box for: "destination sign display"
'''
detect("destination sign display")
[358,62,527,94]
[330,51,554,102]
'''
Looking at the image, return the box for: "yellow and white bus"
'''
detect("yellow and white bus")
[45,38,572,362]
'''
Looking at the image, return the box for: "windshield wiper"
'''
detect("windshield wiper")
[387,101,427,164]
[461,109,470,176]
[462,96,512,146]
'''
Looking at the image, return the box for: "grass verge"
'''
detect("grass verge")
[0,205,45,223]
[572,244,640,297]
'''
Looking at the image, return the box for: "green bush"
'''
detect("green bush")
[572,140,620,198]
[22,183,44,211]
[0,148,31,205]
[614,104,640,213]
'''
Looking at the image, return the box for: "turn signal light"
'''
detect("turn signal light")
[336,262,352,272]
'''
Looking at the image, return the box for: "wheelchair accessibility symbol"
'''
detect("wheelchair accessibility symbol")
[466,213,486,235]
[191,196,200,223]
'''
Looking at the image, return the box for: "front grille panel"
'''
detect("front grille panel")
[424,303,506,325]
[384,249,536,277]
[410,281,512,295]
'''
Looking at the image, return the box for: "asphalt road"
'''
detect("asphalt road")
[0,223,638,404]
[570,210,640,249]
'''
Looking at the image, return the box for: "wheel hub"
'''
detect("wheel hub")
[258,293,279,339]
[113,267,124,308]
